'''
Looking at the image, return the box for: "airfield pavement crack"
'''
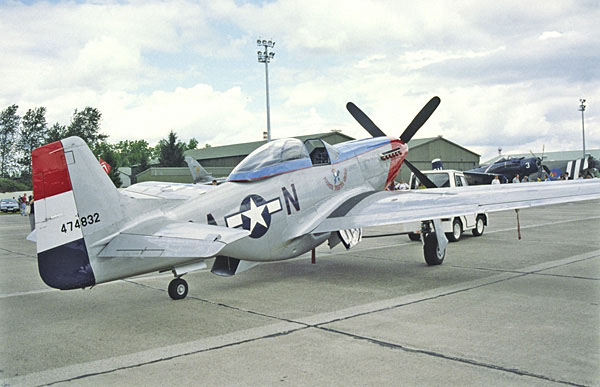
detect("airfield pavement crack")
[448,252,600,281]
[317,326,587,387]
[41,327,308,387]
[0,246,35,259]
[447,264,600,281]
[122,279,302,325]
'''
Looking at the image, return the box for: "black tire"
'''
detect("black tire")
[445,218,462,242]
[408,233,421,241]
[423,233,445,265]
[168,278,188,300]
[472,215,486,236]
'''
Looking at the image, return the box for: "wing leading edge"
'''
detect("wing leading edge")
[312,179,600,233]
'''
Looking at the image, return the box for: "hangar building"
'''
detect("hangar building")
[137,131,354,184]
[399,136,480,183]
[481,149,600,165]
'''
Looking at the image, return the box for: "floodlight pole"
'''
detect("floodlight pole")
[579,99,586,160]
[257,39,276,141]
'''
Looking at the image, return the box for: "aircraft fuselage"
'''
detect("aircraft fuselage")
[178,137,407,261]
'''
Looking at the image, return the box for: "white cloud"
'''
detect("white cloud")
[98,84,259,145]
[72,36,143,91]
[355,55,387,69]
[538,31,563,40]
[397,46,506,71]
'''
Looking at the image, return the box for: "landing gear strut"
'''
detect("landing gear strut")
[168,277,188,300]
[421,220,447,266]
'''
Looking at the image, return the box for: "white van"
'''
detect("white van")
[407,169,487,242]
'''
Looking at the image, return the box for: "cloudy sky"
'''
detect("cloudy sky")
[1,0,599,161]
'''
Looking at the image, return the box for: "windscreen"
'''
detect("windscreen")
[411,172,450,189]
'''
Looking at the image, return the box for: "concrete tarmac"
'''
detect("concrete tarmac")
[1,200,599,386]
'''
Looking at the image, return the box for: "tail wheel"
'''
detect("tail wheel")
[445,218,462,242]
[423,233,445,265]
[472,215,486,236]
[168,278,188,300]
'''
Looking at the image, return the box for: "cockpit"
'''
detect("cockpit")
[493,155,524,164]
[227,138,339,181]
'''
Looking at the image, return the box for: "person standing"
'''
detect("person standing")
[28,196,35,231]
[397,179,409,190]
[492,176,501,185]
[512,174,520,184]
[20,193,27,216]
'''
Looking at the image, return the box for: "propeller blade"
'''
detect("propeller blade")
[541,144,545,160]
[400,96,441,143]
[404,160,437,189]
[346,102,387,138]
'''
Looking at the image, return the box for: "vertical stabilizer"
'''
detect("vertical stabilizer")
[185,155,214,183]
[32,137,122,289]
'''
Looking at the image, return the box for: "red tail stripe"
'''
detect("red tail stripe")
[32,141,73,201]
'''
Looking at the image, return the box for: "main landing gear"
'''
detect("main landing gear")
[421,220,448,266]
[168,277,188,300]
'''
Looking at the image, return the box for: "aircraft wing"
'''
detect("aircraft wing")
[312,179,600,233]
[98,222,249,258]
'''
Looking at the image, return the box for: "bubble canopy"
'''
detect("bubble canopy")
[227,138,345,181]
[228,138,312,181]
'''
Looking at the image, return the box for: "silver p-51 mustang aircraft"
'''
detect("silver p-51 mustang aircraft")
[32,97,600,299]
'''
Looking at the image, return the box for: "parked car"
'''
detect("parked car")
[1,199,19,213]
[407,169,487,242]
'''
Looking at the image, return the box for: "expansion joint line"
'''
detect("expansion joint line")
[43,327,308,387]
[0,246,36,258]
[123,279,301,325]
[318,326,586,387]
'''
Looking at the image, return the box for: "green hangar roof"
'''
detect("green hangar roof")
[184,131,355,161]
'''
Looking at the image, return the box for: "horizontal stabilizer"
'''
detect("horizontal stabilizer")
[99,223,249,258]
[121,181,212,200]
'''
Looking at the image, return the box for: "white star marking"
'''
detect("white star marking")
[243,197,268,232]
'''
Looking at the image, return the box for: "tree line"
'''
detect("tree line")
[0,105,198,191]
